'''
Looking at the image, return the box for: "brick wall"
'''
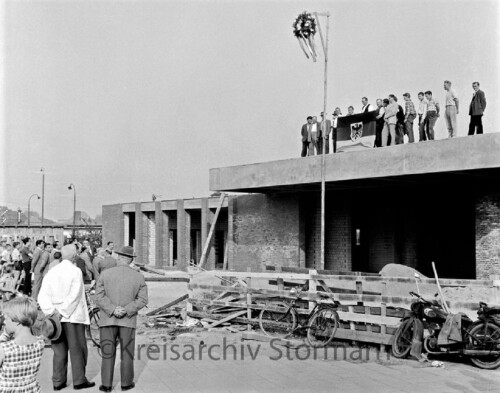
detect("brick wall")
[102,204,124,249]
[325,196,352,272]
[230,194,300,272]
[476,191,500,279]
[302,193,352,271]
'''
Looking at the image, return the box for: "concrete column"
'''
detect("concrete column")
[154,202,163,269]
[177,200,191,270]
[135,203,143,265]
[163,211,170,268]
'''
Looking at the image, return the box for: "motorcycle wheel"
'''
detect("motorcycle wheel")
[423,335,438,354]
[468,323,500,370]
[392,319,413,358]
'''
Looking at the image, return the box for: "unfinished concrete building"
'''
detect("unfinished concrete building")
[103,133,500,280]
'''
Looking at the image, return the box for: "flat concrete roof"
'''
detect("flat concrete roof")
[210,133,500,192]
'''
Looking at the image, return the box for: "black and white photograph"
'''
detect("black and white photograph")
[0,0,499,392]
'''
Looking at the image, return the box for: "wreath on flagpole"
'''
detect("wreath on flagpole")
[293,12,318,61]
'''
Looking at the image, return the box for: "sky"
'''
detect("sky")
[1,0,498,220]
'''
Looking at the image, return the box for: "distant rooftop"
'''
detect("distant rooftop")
[209,133,500,193]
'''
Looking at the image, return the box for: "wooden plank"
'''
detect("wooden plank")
[337,311,400,327]
[213,282,239,301]
[200,269,493,287]
[198,193,225,269]
[334,328,394,345]
[187,311,259,327]
[189,298,311,315]
[144,277,189,282]
[146,294,189,316]
[241,332,306,347]
[265,265,380,277]
[267,280,381,295]
[207,310,247,328]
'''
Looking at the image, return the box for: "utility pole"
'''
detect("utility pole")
[40,168,45,227]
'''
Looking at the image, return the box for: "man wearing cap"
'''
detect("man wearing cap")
[38,244,95,390]
[95,246,148,392]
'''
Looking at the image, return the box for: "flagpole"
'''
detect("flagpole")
[315,12,330,270]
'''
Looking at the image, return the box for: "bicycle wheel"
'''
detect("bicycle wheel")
[391,319,413,358]
[259,301,296,338]
[468,322,500,369]
[306,307,339,348]
[86,308,101,348]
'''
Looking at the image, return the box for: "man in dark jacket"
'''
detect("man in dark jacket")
[468,81,487,135]
[300,116,314,157]
[95,246,148,392]
[395,97,406,145]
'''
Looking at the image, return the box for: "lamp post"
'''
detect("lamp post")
[28,193,41,227]
[40,168,45,227]
[68,183,76,239]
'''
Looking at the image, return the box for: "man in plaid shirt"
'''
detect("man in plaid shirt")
[403,93,417,143]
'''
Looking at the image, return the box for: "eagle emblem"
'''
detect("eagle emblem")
[350,122,363,141]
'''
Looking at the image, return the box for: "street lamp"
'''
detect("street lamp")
[28,193,41,227]
[68,183,76,238]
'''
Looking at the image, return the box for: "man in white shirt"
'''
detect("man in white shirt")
[417,92,429,141]
[311,116,320,155]
[38,245,95,391]
[360,97,374,113]
[444,80,459,138]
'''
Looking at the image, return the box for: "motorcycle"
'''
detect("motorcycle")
[392,291,500,369]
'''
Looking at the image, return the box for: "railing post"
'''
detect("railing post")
[308,270,317,312]
[491,275,500,304]
[246,267,252,331]
[186,266,194,312]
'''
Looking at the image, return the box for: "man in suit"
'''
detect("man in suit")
[38,244,95,391]
[82,239,95,262]
[318,112,332,154]
[331,107,341,153]
[32,242,52,299]
[29,239,45,297]
[468,81,487,135]
[95,246,148,392]
[300,116,314,157]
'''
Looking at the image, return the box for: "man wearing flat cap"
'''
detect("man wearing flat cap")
[95,246,148,392]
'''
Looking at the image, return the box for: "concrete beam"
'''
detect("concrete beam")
[210,133,500,192]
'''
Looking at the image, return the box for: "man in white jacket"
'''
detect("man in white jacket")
[38,245,95,391]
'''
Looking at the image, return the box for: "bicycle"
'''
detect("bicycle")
[259,283,340,347]
[85,282,100,348]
